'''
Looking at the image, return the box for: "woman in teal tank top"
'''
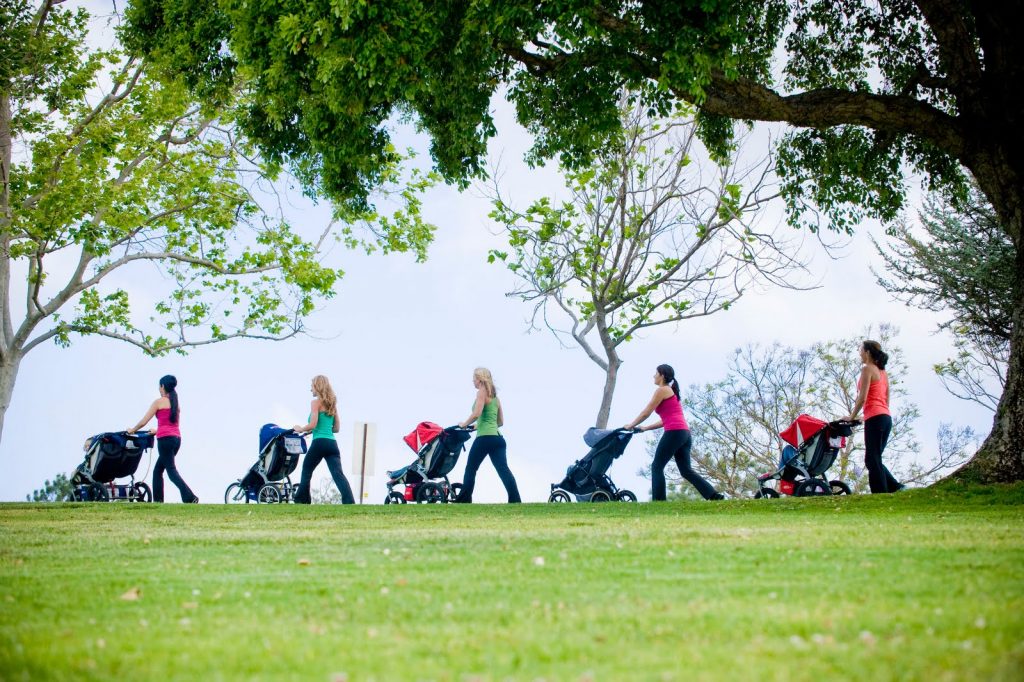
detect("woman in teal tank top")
[292,375,354,504]
[454,368,521,503]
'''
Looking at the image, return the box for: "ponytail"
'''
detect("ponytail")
[656,364,681,401]
[159,375,179,423]
[862,341,889,370]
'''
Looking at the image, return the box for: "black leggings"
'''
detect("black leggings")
[651,429,718,501]
[456,435,521,503]
[864,414,901,493]
[154,437,196,503]
[294,438,355,504]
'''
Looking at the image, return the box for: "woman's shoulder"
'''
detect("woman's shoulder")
[654,386,673,400]
[154,396,170,410]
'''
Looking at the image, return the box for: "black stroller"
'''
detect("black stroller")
[69,431,155,501]
[548,428,638,502]
[385,424,473,503]
[755,415,860,498]
[224,424,307,504]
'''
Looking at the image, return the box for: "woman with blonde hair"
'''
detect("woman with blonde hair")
[455,368,521,503]
[292,375,354,504]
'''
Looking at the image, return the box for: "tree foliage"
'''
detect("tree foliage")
[26,472,73,502]
[489,103,807,427]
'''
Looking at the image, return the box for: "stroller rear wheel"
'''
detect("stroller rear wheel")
[754,487,780,499]
[448,483,463,503]
[88,483,109,502]
[385,491,406,504]
[590,490,612,503]
[616,490,637,502]
[547,490,571,503]
[132,482,152,502]
[224,482,250,504]
[794,479,831,497]
[258,484,281,504]
[829,480,852,495]
[416,482,444,504]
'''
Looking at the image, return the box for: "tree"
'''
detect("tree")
[874,187,1012,412]
[0,1,434,441]
[26,472,72,502]
[638,328,971,496]
[489,104,806,427]
[123,0,1024,482]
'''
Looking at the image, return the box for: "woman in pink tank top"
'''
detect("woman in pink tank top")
[625,364,723,501]
[847,340,903,493]
[128,375,198,503]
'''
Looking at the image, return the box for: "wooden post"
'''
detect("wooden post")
[358,422,368,504]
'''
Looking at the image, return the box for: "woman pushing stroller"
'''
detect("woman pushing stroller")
[624,364,724,501]
[127,375,198,503]
[454,368,521,503]
[292,375,355,504]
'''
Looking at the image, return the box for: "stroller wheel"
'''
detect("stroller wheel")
[794,479,831,497]
[88,483,109,502]
[547,490,571,503]
[132,482,152,503]
[385,492,406,504]
[616,490,637,502]
[590,490,612,503]
[258,484,281,504]
[448,483,463,503]
[754,487,780,499]
[224,482,250,504]
[829,480,852,495]
[415,482,444,504]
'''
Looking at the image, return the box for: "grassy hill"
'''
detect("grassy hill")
[2,485,1023,681]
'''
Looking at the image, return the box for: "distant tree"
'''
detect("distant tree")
[27,473,72,502]
[874,188,1011,412]
[490,103,806,428]
[639,328,970,496]
[0,2,434,442]
[310,477,342,505]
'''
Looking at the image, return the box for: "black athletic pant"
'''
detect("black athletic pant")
[294,438,355,504]
[864,414,901,493]
[456,435,521,503]
[154,436,197,503]
[651,429,718,501]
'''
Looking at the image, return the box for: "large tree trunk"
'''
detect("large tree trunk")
[0,350,21,444]
[948,236,1024,483]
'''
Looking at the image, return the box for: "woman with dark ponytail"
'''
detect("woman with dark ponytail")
[625,364,723,501]
[847,340,903,493]
[128,375,198,503]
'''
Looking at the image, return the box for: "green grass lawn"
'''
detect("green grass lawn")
[1,486,1023,681]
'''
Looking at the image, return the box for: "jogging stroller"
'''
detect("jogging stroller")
[548,428,638,502]
[224,424,307,504]
[384,422,472,504]
[69,431,155,501]
[754,415,860,498]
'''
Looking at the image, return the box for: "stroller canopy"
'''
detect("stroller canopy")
[259,424,293,453]
[779,414,827,448]
[403,422,443,453]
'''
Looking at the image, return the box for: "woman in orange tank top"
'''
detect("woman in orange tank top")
[847,340,903,493]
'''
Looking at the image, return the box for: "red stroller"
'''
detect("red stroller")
[755,415,860,498]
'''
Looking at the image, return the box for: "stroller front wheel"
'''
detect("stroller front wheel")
[547,490,571,503]
[590,490,612,503]
[224,482,250,504]
[88,483,109,502]
[829,480,852,495]
[132,482,152,502]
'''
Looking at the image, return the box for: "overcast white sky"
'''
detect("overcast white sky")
[0,3,998,502]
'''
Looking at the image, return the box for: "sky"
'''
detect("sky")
[0,3,998,503]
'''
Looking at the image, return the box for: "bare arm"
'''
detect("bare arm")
[625,388,672,430]
[293,399,321,434]
[497,399,504,428]
[332,407,340,433]
[459,387,488,429]
[848,366,872,420]
[128,399,160,433]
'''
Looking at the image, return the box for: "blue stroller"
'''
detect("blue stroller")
[69,431,155,501]
[224,424,307,504]
[548,428,638,502]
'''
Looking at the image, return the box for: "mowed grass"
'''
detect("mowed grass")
[1,486,1023,682]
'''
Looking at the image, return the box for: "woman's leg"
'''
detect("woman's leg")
[294,440,325,504]
[486,436,521,503]
[651,431,684,501]
[672,430,720,500]
[321,442,355,504]
[455,438,488,503]
[158,437,196,502]
[152,440,168,503]
[864,415,897,493]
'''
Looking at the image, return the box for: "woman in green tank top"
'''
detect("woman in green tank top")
[292,375,355,504]
[454,367,521,503]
